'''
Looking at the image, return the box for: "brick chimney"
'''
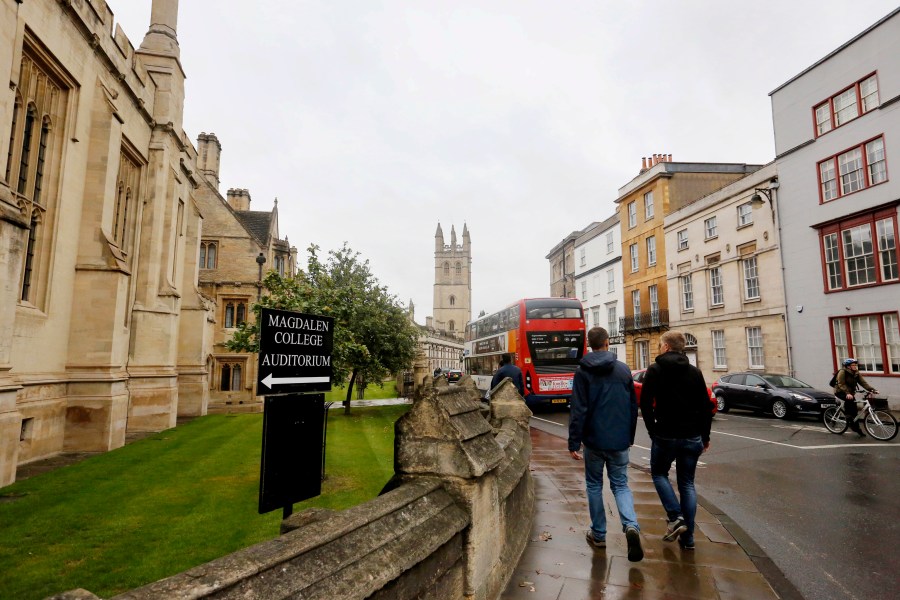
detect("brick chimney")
[641,153,673,172]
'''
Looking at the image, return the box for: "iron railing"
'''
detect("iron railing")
[619,310,669,333]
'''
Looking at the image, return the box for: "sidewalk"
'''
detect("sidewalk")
[501,428,784,600]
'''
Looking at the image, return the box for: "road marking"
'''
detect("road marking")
[532,415,896,450]
[770,424,832,435]
[714,430,896,449]
[531,416,566,427]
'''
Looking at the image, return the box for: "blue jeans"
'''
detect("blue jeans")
[650,436,704,543]
[583,446,639,540]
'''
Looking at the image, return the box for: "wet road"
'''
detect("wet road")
[530,407,900,600]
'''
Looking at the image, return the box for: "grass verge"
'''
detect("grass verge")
[0,404,409,600]
[324,380,400,402]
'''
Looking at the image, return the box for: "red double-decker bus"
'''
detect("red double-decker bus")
[463,298,587,408]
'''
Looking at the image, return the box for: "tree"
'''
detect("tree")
[227,243,420,413]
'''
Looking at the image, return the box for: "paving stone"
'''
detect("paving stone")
[501,428,779,599]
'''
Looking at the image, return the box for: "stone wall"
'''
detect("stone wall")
[53,376,534,600]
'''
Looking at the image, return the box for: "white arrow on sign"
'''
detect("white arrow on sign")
[261,374,331,389]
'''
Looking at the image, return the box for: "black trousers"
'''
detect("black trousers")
[844,398,861,429]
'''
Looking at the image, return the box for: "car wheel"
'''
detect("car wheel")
[716,395,729,413]
[771,399,789,419]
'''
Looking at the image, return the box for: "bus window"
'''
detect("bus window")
[499,310,509,330]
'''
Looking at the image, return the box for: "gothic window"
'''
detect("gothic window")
[449,320,455,331]
[455,262,461,276]
[113,144,142,260]
[171,199,184,281]
[6,41,73,308]
[220,362,244,391]
[4,95,19,183]
[443,262,450,276]
[449,295,456,306]
[224,298,249,328]
[200,241,218,269]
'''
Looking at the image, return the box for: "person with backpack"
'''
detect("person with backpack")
[833,358,879,437]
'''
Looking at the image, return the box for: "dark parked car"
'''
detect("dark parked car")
[632,369,718,416]
[446,369,462,383]
[711,372,836,419]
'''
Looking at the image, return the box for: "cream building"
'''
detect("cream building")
[664,163,790,383]
[615,155,761,370]
[192,134,298,413]
[0,0,218,487]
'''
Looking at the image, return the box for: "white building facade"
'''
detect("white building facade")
[574,214,625,358]
[770,8,900,408]
[664,164,790,384]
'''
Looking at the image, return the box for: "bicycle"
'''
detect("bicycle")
[822,390,897,441]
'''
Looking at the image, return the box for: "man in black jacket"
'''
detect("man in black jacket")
[639,331,712,550]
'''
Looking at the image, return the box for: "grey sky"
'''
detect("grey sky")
[109,0,897,322]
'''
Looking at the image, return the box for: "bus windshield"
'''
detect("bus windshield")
[527,331,585,366]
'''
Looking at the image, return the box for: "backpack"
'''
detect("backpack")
[828,369,842,388]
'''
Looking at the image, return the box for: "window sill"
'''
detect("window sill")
[819,178,888,204]
[705,235,718,242]
[677,246,689,252]
[736,223,753,230]
[743,297,761,304]
[824,279,899,293]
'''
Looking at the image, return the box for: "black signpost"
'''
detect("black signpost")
[257,308,334,517]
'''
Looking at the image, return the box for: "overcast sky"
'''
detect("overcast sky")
[109,0,896,322]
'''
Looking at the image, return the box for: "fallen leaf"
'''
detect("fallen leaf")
[539,531,553,541]
[529,586,536,592]
[519,581,534,587]
[535,569,543,575]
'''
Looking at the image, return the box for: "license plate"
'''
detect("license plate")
[551,398,567,404]
[539,378,572,392]
[820,403,836,409]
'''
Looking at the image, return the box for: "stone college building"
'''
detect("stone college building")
[0,0,296,487]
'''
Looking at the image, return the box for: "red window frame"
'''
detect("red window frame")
[811,72,878,138]
[817,206,899,292]
[816,135,888,204]
[829,311,900,376]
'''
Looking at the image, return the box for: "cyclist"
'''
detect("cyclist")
[833,358,879,437]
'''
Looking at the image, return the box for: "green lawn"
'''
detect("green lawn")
[0,404,409,600]
[325,380,401,402]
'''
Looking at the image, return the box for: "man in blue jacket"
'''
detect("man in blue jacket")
[568,327,643,562]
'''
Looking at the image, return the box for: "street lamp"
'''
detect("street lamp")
[750,179,780,207]
[751,179,780,222]
[256,252,266,300]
